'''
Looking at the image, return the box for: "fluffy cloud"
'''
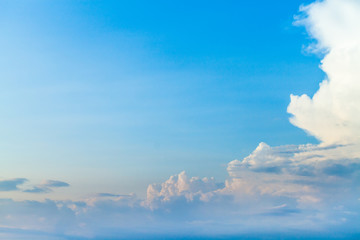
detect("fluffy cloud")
[144,171,223,209]
[1,159,359,239]
[288,0,360,145]
[226,142,360,203]
[227,142,360,179]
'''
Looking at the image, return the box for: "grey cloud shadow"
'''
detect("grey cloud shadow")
[0,178,27,191]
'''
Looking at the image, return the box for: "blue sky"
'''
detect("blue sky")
[1,0,360,239]
[1,0,322,195]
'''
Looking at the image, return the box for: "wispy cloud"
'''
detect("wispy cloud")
[23,180,70,194]
[0,178,27,191]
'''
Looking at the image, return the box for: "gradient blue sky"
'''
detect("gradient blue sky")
[2,0,360,239]
[1,0,322,197]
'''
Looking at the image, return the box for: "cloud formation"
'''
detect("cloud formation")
[1,159,359,239]
[0,178,27,191]
[144,171,222,209]
[2,0,360,239]
[0,178,69,194]
[288,0,360,145]
[23,180,70,193]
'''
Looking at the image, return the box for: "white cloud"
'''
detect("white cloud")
[288,0,360,145]
[144,171,222,209]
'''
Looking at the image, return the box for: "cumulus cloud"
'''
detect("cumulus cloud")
[288,0,360,145]
[227,142,360,179]
[144,171,223,209]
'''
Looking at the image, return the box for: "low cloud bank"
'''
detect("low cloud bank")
[1,142,359,239]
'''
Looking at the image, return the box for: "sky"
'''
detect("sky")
[1,0,360,239]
